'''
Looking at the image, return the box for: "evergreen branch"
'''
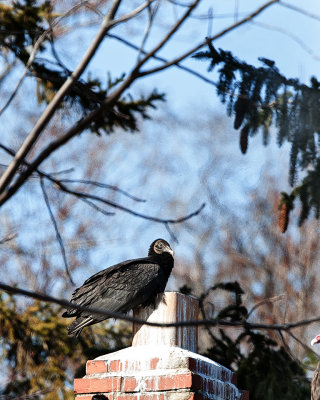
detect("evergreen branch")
[0,0,279,207]
[139,0,279,76]
[0,76,163,206]
[0,1,89,118]
[107,33,217,86]
[39,177,75,285]
[0,0,123,198]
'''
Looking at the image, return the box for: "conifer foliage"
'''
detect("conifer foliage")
[0,0,164,136]
[194,43,320,229]
[197,283,311,400]
[0,292,131,399]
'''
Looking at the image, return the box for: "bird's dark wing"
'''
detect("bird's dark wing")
[62,256,163,317]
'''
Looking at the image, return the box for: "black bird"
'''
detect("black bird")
[62,239,174,337]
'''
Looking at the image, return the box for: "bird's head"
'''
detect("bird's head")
[311,334,320,346]
[148,238,174,257]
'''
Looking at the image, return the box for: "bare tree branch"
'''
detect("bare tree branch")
[59,178,146,202]
[111,0,155,27]
[164,222,179,244]
[46,177,206,224]
[107,33,217,86]
[1,281,320,333]
[137,1,159,61]
[247,294,287,319]
[0,0,279,207]
[139,0,279,76]
[0,143,205,225]
[0,233,17,245]
[39,177,75,285]
[0,0,123,196]
[0,60,17,86]
[135,0,201,70]
[80,197,115,217]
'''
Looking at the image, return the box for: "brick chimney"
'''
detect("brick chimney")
[74,292,249,400]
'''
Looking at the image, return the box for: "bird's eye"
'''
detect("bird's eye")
[155,241,163,251]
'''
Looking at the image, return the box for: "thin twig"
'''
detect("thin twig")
[0,233,17,245]
[247,294,287,319]
[0,143,205,225]
[49,178,206,224]
[199,295,217,343]
[136,0,201,70]
[137,1,159,61]
[59,178,146,202]
[110,0,155,27]
[40,177,75,285]
[165,222,179,244]
[287,330,320,360]
[79,197,115,216]
[279,1,320,22]
[107,33,217,86]
[252,20,320,61]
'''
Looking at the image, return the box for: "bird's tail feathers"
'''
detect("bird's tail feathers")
[68,316,94,337]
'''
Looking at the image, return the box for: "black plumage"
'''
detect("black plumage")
[62,239,174,337]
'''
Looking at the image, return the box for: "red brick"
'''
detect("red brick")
[109,359,121,372]
[122,376,139,392]
[109,358,160,373]
[150,358,159,369]
[74,377,121,394]
[86,360,108,374]
[117,394,164,400]
[75,397,92,400]
[145,373,194,391]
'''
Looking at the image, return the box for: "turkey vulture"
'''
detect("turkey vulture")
[62,239,174,337]
[311,335,320,400]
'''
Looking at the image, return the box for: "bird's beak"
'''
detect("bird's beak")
[166,246,174,257]
[311,335,320,346]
